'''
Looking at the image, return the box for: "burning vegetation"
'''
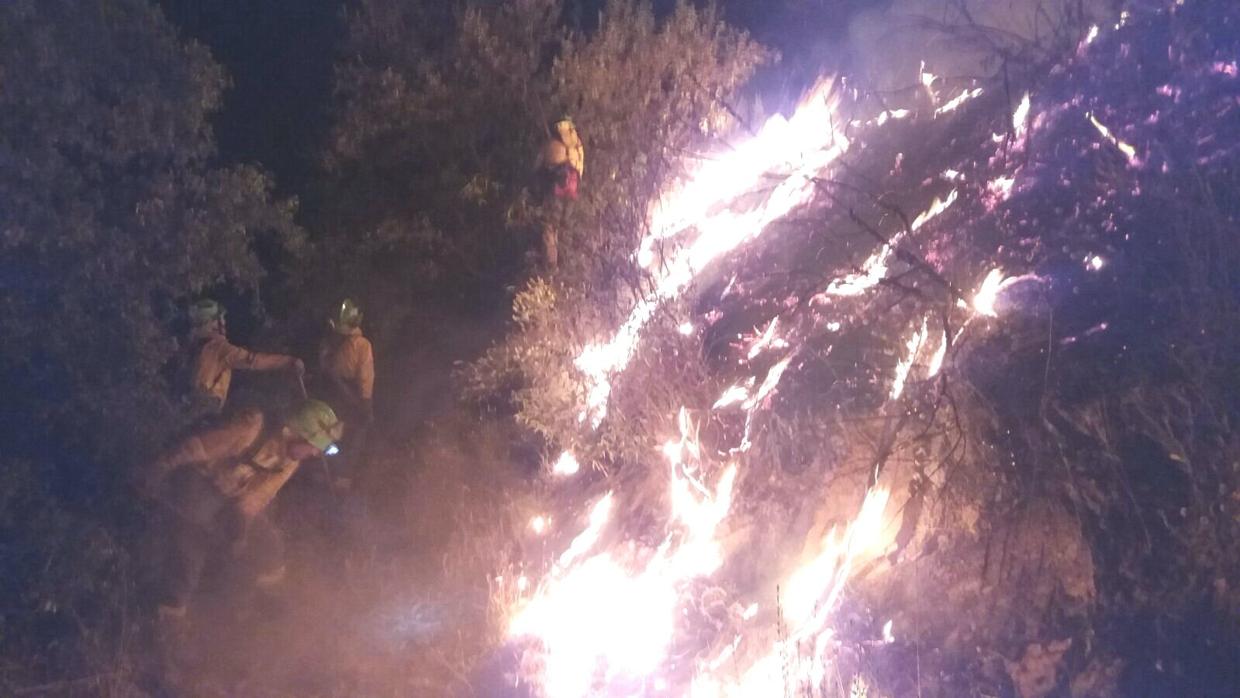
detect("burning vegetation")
[469,2,1240,696]
[1,1,1238,696]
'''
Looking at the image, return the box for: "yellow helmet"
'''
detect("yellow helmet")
[285,400,344,454]
[329,298,363,334]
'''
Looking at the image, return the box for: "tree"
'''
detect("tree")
[0,0,301,463]
[0,0,300,689]
[317,0,765,334]
[315,0,563,328]
[458,0,769,462]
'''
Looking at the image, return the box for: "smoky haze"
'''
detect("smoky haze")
[845,0,1122,92]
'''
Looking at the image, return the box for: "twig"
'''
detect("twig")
[13,673,122,696]
[848,207,969,305]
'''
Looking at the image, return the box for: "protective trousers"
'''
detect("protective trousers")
[155,470,285,607]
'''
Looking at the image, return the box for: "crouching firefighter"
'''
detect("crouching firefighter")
[186,299,305,414]
[535,115,584,269]
[139,399,343,620]
[318,298,375,483]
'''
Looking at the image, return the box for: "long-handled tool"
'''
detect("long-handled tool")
[294,372,335,481]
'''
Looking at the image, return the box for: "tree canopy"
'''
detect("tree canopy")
[0,0,301,466]
[0,2,298,688]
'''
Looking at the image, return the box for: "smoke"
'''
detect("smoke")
[845,0,1122,93]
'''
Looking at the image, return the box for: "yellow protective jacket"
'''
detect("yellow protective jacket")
[150,408,304,520]
[540,120,585,176]
[190,330,297,408]
[318,327,374,409]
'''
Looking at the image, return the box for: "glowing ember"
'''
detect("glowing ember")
[910,189,959,231]
[746,317,783,359]
[972,269,1042,318]
[556,493,614,569]
[935,87,984,116]
[707,636,741,672]
[822,241,896,297]
[989,175,1015,198]
[551,450,581,476]
[1088,255,1106,271]
[712,383,750,410]
[920,62,938,103]
[926,330,948,378]
[819,189,956,301]
[973,268,1007,317]
[891,319,929,400]
[1013,92,1032,139]
[987,175,1017,209]
[662,439,683,464]
[744,357,792,410]
[1087,112,1140,163]
[530,515,549,535]
[873,108,911,126]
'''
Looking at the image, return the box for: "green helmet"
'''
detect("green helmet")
[285,399,344,454]
[189,299,225,327]
[330,298,363,334]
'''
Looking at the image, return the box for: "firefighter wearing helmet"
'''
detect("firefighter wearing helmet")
[318,299,375,482]
[141,399,344,620]
[536,115,585,268]
[186,299,304,413]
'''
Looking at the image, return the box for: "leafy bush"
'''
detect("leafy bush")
[0,0,299,690]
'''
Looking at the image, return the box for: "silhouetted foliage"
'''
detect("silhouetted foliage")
[0,0,299,690]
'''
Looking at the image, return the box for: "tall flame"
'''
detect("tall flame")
[510,414,740,696]
[691,487,892,697]
[575,80,849,429]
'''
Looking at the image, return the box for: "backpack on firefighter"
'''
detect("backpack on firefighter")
[536,116,585,268]
[540,115,584,200]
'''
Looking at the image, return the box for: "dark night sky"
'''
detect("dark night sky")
[159,0,340,194]
[158,0,882,194]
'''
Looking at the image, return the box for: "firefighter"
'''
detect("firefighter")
[317,298,375,482]
[186,299,304,413]
[140,399,344,620]
[535,115,585,269]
